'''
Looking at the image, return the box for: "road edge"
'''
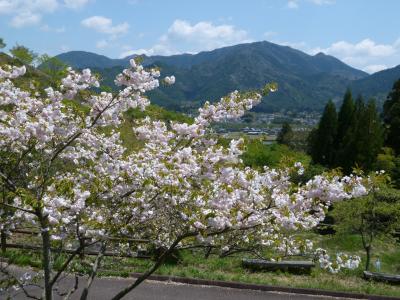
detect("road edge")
[130,273,399,300]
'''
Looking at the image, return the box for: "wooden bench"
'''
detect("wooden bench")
[242,259,315,274]
[363,271,400,284]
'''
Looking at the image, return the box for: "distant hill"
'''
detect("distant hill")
[350,65,400,105]
[53,41,398,112]
[55,51,126,69]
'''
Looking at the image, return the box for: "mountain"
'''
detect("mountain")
[53,41,399,112]
[350,65,400,105]
[55,51,126,69]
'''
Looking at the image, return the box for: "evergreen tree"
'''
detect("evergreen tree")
[341,97,383,172]
[241,112,254,123]
[340,96,365,172]
[335,89,355,166]
[306,128,317,156]
[276,122,293,146]
[383,78,400,154]
[310,100,337,166]
[0,38,5,49]
[356,100,384,170]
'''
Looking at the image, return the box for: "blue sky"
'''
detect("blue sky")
[1,0,399,73]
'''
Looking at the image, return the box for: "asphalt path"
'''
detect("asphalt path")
[2,274,358,300]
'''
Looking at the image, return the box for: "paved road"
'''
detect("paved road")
[3,275,357,300]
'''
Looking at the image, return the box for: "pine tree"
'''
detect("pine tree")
[340,96,365,172]
[277,122,293,146]
[0,38,5,49]
[341,97,383,172]
[356,100,384,170]
[383,78,400,154]
[310,100,337,166]
[335,89,355,166]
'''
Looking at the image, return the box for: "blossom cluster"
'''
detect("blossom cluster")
[61,67,99,99]
[315,248,361,273]
[0,58,372,260]
[0,65,26,79]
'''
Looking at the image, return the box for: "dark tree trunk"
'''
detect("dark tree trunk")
[204,246,212,259]
[1,230,6,254]
[40,217,53,300]
[365,245,371,271]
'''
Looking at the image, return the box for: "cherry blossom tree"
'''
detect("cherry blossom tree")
[0,59,372,300]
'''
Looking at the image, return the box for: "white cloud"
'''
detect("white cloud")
[287,0,299,9]
[60,45,69,51]
[81,16,129,36]
[363,64,388,73]
[10,11,42,28]
[64,0,89,9]
[166,19,249,47]
[264,31,277,39]
[0,0,82,28]
[274,40,308,49]
[120,19,251,57]
[40,24,66,33]
[287,0,334,9]
[265,37,399,73]
[0,0,59,14]
[0,0,16,13]
[96,39,109,49]
[311,39,396,57]
[309,0,335,5]
[120,44,173,58]
[308,38,400,73]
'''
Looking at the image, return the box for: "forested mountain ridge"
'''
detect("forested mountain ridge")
[54,41,399,112]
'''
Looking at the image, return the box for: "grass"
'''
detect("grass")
[1,232,400,297]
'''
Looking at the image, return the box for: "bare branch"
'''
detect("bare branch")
[79,242,107,300]
[49,243,86,287]
[0,169,16,192]
[110,231,197,300]
[0,202,36,215]
[63,274,79,300]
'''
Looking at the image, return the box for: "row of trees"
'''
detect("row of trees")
[308,81,400,175]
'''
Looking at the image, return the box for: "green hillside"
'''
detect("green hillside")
[55,41,369,112]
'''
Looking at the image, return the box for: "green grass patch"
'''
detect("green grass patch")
[1,232,399,297]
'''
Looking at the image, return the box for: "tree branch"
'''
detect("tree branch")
[0,202,36,215]
[79,242,107,300]
[49,243,86,287]
[110,232,197,300]
[0,169,16,192]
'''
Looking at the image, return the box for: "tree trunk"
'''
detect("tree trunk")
[1,188,8,254]
[365,245,371,271]
[41,219,53,300]
[204,246,212,259]
[79,238,85,260]
[1,230,6,254]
